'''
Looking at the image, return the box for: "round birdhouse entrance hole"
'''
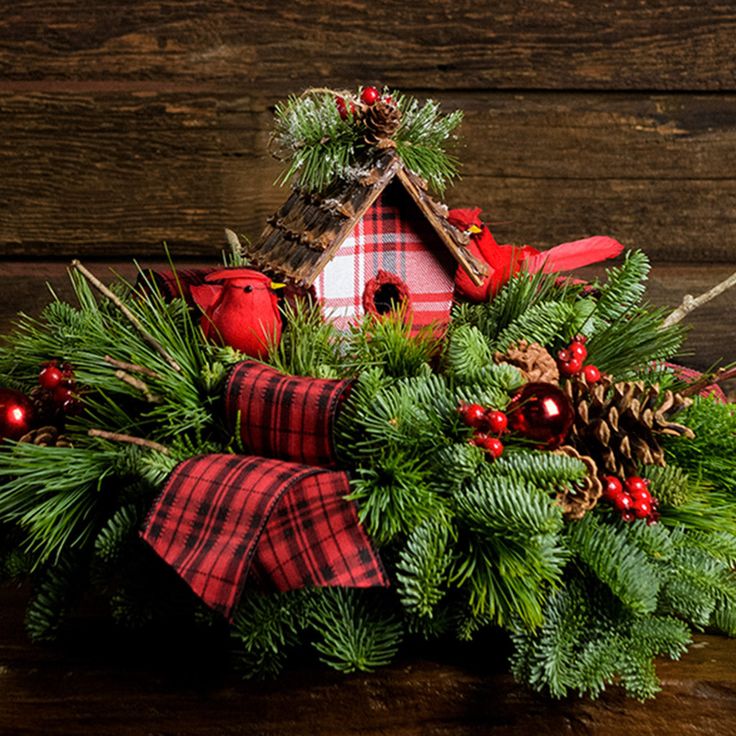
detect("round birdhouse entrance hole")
[363,271,412,318]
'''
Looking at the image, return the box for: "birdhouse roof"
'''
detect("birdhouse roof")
[243,150,489,287]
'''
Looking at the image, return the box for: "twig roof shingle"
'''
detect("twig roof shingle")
[244,150,489,287]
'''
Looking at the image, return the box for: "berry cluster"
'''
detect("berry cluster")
[37,361,81,415]
[458,403,507,459]
[557,336,601,383]
[335,86,392,120]
[602,475,659,524]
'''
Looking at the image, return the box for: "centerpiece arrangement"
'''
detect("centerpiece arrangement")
[1,86,735,701]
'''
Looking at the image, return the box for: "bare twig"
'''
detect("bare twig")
[681,365,736,398]
[663,270,736,328]
[103,355,161,379]
[88,428,170,455]
[71,260,182,373]
[114,370,162,403]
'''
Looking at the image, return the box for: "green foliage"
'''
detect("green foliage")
[25,555,81,642]
[593,250,650,322]
[271,89,463,193]
[0,443,121,565]
[94,504,141,565]
[642,463,692,507]
[443,324,495,382]
[231,590,311,679]
[566,516,660,615]
[396,518,453,618]
[308,589,403,673]
[450,472,566,628]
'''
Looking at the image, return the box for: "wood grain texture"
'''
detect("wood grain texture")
[4,91,736,260]
[3,1,736,92]
[0,584,735,736]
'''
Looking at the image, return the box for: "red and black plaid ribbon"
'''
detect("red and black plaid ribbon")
[140,453,386,619]
[225,361,353,468]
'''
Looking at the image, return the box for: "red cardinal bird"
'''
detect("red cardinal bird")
[190,268,284,358]
[449,208,624,301]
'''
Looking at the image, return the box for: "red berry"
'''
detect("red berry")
[582,364,601,383]
[485,410,508,434]
[621,510,635,523]
[557,349,571,363]
[569,341,588,362]
[460,403,488,430]
[602,475,623,500]
[632,498,651,519]
[625,477,648,496]
[612,492,633,512]
[629,486,651,504]
[360,86,380,105]
[39,365,64,389]
[559,357,583,376]
[383,95,394,104]
[481,436,504,459]
[53,385,74,405]
[335,96,348,119]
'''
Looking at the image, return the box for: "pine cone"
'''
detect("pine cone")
[554,445,602,520]
[564,376,694,477]
[494,341,560,384]
[363,100,402,147]
[19,425,72,448]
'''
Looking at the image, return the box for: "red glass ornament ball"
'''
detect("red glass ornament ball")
[632,498,652,519]
[485,410,508,434]
[602,475,623,500]
[507,382,574,449]
[582,365,601,384]
[459,403,488,430]
[559,357,584,376]
[569,341,588,362]
[0,388,33,440]
[612,492,633,512]
[39,365,64,389]
[360,86,380,106]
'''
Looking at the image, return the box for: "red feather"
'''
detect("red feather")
[525,236,624,274]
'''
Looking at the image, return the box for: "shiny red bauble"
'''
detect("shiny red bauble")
[583,365,601,384]
[507,382,574,449]
[38,365,64,389]
[360,86,380,105]
[459,403,488,430]
[602,475,623,500]
[485,410,508,434]
[0,388,33,440]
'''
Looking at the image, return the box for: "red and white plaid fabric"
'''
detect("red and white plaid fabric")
[225,360,352,468]
[140,453,387,619]
[314,183,456,334]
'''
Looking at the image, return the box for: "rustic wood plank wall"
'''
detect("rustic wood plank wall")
[2,2,736,733]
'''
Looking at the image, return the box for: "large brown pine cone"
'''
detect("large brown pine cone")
[495,340,560,384]
[564,376,694,477]
[363,100,402,147]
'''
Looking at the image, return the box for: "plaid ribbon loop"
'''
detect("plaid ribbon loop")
[225,361,353,468]
[141,453,386,619]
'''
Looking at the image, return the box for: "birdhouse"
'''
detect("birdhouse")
[243,150,488,333]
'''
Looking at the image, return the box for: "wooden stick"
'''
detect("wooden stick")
[663,270,736,328]
[88,428,169,455]
[681,365,736,397]
[103,355,161,379]
[71,260,182,373]
[114,370,162,404]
